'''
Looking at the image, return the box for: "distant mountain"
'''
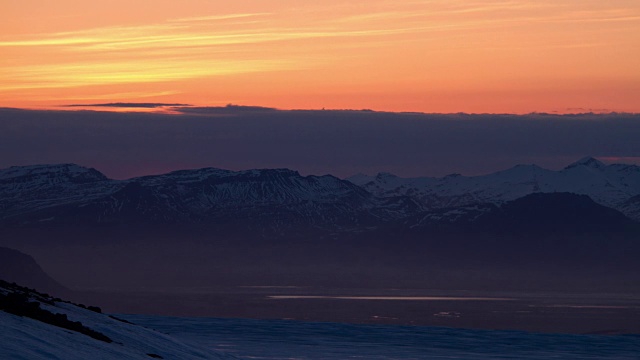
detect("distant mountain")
[0,164,421,234]
[475,192,633,233]
[0,164,119,223]
[397,192,634,233]
[0,158,638,234]
[348,156,640,222]
[1,159,638,293]
[0,247,69,296]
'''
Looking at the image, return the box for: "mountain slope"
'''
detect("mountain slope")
[0,280,236,359]
[348,157,640,221]
[0,165,396,231]
[485,192,633,232]
[0,164,120,220]
[0,247,69,296]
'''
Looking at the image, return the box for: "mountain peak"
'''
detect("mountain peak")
[564,156,605,170]
[0,163,107,182]
[375,172,397,180]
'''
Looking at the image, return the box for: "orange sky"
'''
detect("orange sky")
[1,0,639,113]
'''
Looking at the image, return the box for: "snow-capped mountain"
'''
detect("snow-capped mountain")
[0,164,417,231]
[0,164,122,220]
[348,157,640,221]
[0,157,638,233]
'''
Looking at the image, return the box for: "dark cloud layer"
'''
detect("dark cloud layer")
[1,108,639,179]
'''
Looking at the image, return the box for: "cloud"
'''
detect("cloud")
[0,18,435,52]
[0,59,296,91]
[1,108,639,180]
[168,13,272,23]
[64,103,191,108]
[1,8,427,92]
[176,104,277,113]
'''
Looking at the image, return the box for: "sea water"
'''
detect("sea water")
[123,314,640,359]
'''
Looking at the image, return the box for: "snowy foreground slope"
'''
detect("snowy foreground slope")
[4,310,640,360]
[0,283,236,360]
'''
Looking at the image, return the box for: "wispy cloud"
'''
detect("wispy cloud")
[0,22,429,52]
[0,59,296,90]
[6,91,182,103]
[64,102,191,108]
[0,9,430,91]
[168,13,272,23]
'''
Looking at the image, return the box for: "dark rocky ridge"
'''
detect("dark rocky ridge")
[0,247,69,297]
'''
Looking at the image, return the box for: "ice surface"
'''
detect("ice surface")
[123,315,640,360]
[2,289,639,359]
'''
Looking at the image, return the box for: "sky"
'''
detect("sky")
[1,0,639,114]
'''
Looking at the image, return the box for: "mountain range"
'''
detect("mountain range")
[1,158,639,292]
[348,157,640,222]
[1,157,639,231]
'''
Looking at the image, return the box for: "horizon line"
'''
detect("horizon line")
[1,104,638,117]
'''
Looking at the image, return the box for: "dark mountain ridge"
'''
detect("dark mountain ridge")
[0,247,69,297]
[350,156,640,222]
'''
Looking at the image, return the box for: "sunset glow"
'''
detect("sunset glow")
[2,0,639,113]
